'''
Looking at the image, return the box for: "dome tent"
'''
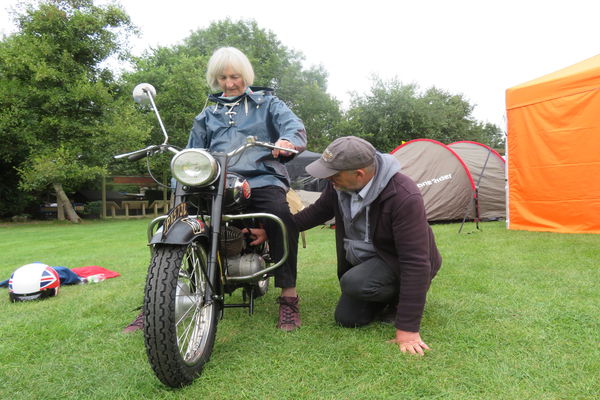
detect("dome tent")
[391,139,506,222]
[448,141,506,221]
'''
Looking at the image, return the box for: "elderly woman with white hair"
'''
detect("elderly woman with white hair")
[187,46,307,331]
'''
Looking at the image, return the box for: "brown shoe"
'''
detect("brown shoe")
[276,296,301,331]
[123,311,144,333]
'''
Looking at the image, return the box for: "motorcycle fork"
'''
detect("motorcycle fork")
[204,153,228,309]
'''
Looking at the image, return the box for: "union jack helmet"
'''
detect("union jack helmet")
[8,263,60,302]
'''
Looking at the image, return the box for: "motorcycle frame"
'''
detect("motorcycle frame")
[145,152,290,306]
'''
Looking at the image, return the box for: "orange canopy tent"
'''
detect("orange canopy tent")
[505,54,600,234]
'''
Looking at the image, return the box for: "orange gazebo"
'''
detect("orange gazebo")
[506,54,600,233]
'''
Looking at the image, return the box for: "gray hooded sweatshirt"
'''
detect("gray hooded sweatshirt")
[337,153,401,265]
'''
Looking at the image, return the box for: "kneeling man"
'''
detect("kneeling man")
[294,136,442,355]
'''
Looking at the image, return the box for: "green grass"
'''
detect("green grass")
[1,219,599,399]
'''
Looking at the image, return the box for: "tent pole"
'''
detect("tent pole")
[458,192,475,233]
[458,149,492,233]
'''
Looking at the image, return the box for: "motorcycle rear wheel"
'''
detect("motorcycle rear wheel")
[144,243,218,387]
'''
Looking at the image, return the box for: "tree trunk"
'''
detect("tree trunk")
[53,183,81,223]
[56,192,65,221]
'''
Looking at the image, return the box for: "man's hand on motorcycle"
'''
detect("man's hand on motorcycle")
[242,228,268,246]
[272,139,295,158]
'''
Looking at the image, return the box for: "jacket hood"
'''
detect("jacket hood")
[359,153,401,208]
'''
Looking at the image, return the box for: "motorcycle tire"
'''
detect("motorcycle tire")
[143,243,219,387]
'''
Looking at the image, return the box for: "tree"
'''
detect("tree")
[122,46,209,149]
[341,77,504,152]
[123,19,341,152]
[276,65,342,151]
[0,0,148,221]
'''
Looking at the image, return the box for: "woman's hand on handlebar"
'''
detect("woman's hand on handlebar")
[272,139,296,158]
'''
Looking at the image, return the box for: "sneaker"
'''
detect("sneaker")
[276,296,301,331]
[123,311,144,333]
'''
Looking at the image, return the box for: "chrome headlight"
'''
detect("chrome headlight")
[171,149,219,186]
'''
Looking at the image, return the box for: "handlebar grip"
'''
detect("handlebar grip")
[127,151,148,161]
[280,148,299,155]
[114,145,159,161]
[262,142,299,154]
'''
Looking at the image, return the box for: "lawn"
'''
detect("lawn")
[0,219,598,399]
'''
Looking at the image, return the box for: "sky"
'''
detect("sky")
[1,0,600,131]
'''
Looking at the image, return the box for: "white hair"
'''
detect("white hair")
[206,47,255,91]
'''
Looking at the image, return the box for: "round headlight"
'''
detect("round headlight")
[171,149,219,186]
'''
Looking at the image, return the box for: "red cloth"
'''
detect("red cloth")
[70,266,120,279]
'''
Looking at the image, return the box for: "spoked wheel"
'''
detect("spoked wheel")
[143,243,219,387]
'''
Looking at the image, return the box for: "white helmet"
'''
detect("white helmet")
[8,263,60,302]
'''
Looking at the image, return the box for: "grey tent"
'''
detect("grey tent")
[391,139,506,222]
[448,141,506,221]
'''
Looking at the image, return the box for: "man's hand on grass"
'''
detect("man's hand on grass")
[387,329,430,356]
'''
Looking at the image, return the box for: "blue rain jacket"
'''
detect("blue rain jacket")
[187,87,307,190]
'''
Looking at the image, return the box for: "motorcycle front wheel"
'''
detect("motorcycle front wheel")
[143,242,219,387]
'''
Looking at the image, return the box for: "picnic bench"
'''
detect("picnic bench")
[121,200,149,217]
[149,200,170,216]
[105,201,120,217]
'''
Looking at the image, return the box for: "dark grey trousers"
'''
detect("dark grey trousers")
[334,256,398,327]
[249,186,299,289]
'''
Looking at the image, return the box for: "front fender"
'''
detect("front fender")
[149,217,209,245]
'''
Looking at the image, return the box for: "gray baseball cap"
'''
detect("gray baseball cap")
[305,136,376,179]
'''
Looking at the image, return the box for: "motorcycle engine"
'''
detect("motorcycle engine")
[227,253,266,278]
[221,226,266,278]
[220,226,245,257]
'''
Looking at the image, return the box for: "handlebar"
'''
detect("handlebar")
[227,136,299,158]
[114,144,180,161]
[115,136,298,162]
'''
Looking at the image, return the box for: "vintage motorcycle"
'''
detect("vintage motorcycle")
[115,83,297,388]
